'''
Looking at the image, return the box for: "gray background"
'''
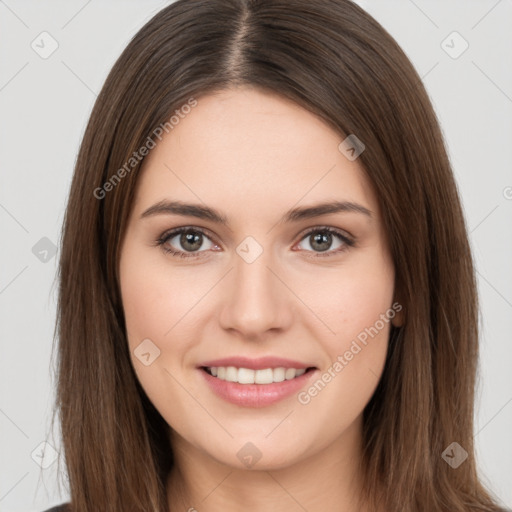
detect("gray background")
[0,1,511,510]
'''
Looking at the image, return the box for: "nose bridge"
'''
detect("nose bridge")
[218,238,292,336]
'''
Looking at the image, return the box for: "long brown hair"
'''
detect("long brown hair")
[51,0,505,511]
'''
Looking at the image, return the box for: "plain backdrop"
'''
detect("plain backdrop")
[0,1,511,511]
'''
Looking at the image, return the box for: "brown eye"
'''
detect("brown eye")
[295,227,354,257]
[156,227,217,258]
[176,230,204,252]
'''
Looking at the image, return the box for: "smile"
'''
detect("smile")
[199,365,318,407]
[203,366,313,384]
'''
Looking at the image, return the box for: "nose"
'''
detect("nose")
[217,247,294,340]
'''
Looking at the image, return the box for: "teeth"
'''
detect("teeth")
[225,366,237,382]
[206,366,307,384]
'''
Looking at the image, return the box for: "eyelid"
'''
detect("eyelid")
[296,225,353,243]
[155,224,355,258]
[155,226,218,258]
[293,225,355,257]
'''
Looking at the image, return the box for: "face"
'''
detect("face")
[119,86,403,471]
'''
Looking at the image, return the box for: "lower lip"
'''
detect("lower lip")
[199,368,317,407]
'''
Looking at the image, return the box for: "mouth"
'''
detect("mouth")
[200,365,317,384]
[197,358,319,407]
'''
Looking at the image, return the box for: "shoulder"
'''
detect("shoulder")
[41,504,71,512]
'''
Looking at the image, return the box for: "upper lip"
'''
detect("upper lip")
[199,356,316,371]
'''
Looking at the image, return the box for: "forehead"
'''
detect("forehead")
[131,87,379,224]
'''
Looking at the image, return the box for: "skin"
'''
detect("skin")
[119,86,403,512]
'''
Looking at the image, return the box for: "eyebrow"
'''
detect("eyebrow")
[140,199,372,226]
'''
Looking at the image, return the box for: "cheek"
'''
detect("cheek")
[301,252,395,342]
[120,251,206,349]
[121,268,169,346]
[302,256,395,407]
[337,270,395,346]
[119,248,217,412]
[300,251,395,392]
[119,251,181,400]
[119,253,203,431]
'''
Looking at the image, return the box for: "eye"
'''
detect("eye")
[294,227,355,257]
[155,227,219,259]
[155,225,355,259]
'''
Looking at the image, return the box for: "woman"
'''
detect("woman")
[46,0,509,511]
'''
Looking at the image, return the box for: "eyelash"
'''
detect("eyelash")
[154,226,355,260]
